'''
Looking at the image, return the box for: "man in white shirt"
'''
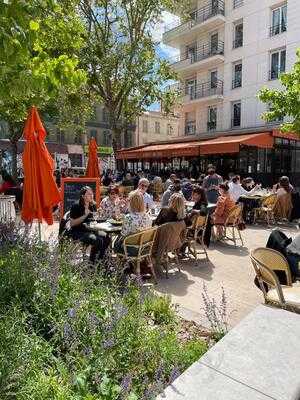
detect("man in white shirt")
[137,178,154,210]
[228,175,260,203]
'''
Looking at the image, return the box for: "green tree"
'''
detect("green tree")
[79,0,186,151]
[259,49,300,134]
[0,0,89,177]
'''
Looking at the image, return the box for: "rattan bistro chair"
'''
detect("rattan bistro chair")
[186,214,208,261]
[253,194,278,225]
[250,248,300,312]
[224,205,244,246]
[115,227,158,282]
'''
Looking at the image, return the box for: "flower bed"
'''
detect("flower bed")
[0,224,208,399]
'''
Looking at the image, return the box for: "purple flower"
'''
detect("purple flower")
[67,308,76,318]
[82,346,92,357]
[169,366,181,384]
[102,338,115,349]
[120,373,132,393]
[63,322,73,340]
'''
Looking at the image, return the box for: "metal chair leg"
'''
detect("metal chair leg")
[148,256,157,283]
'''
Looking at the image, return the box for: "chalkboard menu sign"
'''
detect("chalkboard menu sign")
[61,178,100,217]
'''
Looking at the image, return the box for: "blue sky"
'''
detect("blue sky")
[149,12,180,111]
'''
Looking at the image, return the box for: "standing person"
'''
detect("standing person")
[164,173,177,190]
[69,186,110,263]
[161,179,183,208]
[136,178,154,210]
[202,165,223,204]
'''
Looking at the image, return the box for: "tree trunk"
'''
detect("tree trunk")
[111,127,123,172]
[10,141,18,180]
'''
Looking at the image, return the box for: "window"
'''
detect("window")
[233,0,243,8]
[233,22,243,48]
[142,120,148,133]
[185,121,196,135]
[207,107,217,131]
[155,121,160,134]
[102,108,109,122]
[270,4,287,36]
[102,130,112,146]
[89,129,97,139]
[232,62,242,88]
[167,124,173,136]
[231,101,241,127]
[210,32,219,54]
[210,70,218,89]
[269,48,286,80]
[185,78,197,100]
[185,43,197,63]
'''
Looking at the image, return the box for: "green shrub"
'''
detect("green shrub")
[0,225,208,399]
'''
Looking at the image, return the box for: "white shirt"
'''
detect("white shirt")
[143,192,154,209]
[228,182,256,203]
[287,234,300,256]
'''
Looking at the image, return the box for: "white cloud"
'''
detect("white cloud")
[151,11,180,61]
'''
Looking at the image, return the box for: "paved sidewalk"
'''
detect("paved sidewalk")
[38,221,299,327]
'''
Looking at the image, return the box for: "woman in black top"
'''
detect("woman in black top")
[69,186,110,263]
[189,185,211,247]
[154,193,186,226]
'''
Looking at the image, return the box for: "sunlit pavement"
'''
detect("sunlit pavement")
[38,221,299,328]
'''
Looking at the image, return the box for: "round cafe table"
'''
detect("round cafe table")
[0,195,16,223]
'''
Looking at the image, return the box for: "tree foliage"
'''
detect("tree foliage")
[78,0,185,149]
[259,49,300,134]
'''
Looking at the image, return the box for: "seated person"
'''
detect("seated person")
[98,185,123,220]
[136,178,154,210]
[114,191,152,255]
[212,183,235,238]
[241,177,255,192]
[69,186,110,263]
[122,172,133,187]
[273,176,294,220]
[161,179,184,208]
[229,175,260,203]
[154,193,186,226]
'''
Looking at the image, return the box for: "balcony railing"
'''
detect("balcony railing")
[184,79,224,100]
[231,117,241,128]
[233,0,244,8]
[185,121,196,135]
[269,23,287,37]
[233,37,243,49]
[164,0,225,34]
[171,41,224,66]
[207,121,217,131]
[232,77,242,89]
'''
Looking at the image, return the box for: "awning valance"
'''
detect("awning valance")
[199,133,274,155]
[117,141,201,160]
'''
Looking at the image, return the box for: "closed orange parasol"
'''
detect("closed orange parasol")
[21,106,61,225]
[85,137,100,178]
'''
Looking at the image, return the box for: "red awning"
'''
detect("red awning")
[199,133,274,155]
[117,141,201,160]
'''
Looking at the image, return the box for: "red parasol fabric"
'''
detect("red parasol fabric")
[21,106,61,225]
[85,137,100,178]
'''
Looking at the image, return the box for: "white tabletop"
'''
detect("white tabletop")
[86,221,122,233]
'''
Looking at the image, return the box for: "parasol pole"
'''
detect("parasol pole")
[38,221,42,242]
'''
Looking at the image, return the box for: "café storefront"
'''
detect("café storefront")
[117,130,300,187]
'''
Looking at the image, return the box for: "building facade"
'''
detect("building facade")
[163,0,298,137]
[135,111,180,146]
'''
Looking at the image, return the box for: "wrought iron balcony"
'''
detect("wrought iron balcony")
[171,41,224,66]
[233,37,243,49]
[269,23,287,37]
[207,121,217,131]
[268,69,286,81]
[231,117,241,128]
[232,77,242,89]
[184,79,223,101]
[233,0,244,8]
[164,0,225,34]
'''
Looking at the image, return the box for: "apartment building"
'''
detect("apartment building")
[163,0,300,136]
[118,0,300,182]
[135,111,180,146]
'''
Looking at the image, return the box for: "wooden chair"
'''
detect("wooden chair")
[223,205,244,246]
[186,214,208,260]
[250,248,300,312]
[115,227,158,282]
[253,194,278,225]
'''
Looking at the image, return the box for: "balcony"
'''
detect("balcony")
[231,118,241,129]
[183,79,224,104]
[170,41,224,74]
[232,77,242,89]
[233,37,243,49]
[163,0,225,47]
[233,0,244,8]
[185,121,196,136]
[269,23,287,37]
[207,121,217,131]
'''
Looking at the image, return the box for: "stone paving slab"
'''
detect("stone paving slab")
[158,305,300,400]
